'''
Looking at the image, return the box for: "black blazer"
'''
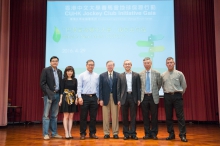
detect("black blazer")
[40,66,62,99]
[117,71,141,105]
[99,71,119,105]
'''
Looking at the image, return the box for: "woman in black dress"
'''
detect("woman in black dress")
[59,66,78,139]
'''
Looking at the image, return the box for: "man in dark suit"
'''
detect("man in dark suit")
[99,60,119,139]
[40,56,62,140]
[117,60,141,140]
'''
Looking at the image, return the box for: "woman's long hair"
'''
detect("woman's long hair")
[63,66,75,80]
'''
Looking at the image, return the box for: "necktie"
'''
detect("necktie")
[54,70,59,91]
[146,71,150,93]
[109,73,113,92]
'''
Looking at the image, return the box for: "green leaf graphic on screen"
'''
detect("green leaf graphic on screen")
[53,27,61,42]
[137,34,165,61]
[139,51,154,58]
[149,46,165,52]
[148,34,164,41]
[136,41,154,47]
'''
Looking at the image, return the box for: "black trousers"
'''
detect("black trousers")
[141,94,158,136]
[121,94,137,137]
[164,92,186,137]
[80,95,98,136]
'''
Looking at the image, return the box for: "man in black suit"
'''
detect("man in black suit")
[99,60,119,139]
[117,60,141,140]
[40,56,62,140]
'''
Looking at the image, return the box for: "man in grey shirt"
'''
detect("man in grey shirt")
[161,57,188,142]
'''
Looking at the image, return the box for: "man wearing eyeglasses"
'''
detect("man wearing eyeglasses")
[117,60,141,140]
[77,59,100,140]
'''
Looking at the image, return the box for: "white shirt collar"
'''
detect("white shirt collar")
[146,69,151,73]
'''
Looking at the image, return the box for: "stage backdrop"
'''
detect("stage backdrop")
[8,0,218,123]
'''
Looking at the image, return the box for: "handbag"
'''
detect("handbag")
[63,89,75,105]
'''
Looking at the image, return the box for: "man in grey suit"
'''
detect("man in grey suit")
[99,60,119,139]
[117,60,141,140]
[139,57,162,140]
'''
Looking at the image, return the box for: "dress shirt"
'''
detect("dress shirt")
[108,71,113,78]
[125,71,132,92]
[145,69,152,93]
[52,68,59,91]
[161,69,187,94]
[77,70,99,98]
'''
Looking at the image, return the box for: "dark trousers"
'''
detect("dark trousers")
[121,94,137,137]
[80,95,98,136]
[164,92,186,137]
[141,94,158,136]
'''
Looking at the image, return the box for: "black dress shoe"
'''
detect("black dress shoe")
[166,134,175,140]
[104,135,110,139]
[80,135,85,140]
[123,136,129,140]
[180,136,188,142]
[69,136,73,139]
[143,135,151,139]
[65,137,70,139]
[131,136,138,140]
[113,135,119,139]
[152,135,158,140]
[90,134,98,139]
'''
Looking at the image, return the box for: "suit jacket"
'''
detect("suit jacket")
[40,66,62,99]
[139,69,162,104]
[99,71,119,105]
[117,71,141,105]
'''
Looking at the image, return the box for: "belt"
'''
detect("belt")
[127,91,132,94]
[165,92,181,95]
[144,93,152,96]
[82,94,96,97]
[54,90,59,93]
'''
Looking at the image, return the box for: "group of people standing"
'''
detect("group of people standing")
[40,56,188,142]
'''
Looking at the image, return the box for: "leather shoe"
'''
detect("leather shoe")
[123,136,129,140]
[80,135,85,140]
[131,136,138,140]
[180,136,188,142]
[166,134,175,140]
[90,134,98,139]
[143,135,151,139]
[104,135,110,139]
[152,135,158,140]
[113,135,119,139]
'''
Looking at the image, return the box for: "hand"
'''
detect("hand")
[97,99,100,104]
[118,101,121,107]
[78,97,83,105]
[59,100,62,106]
[99,100,103,106]
[75,98,78,105]
[138,100,141,106]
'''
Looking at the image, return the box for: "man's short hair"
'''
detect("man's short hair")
[143,57,152,62]
[123,60,132,65]
[50,56,59,62]
[106,60,115,66]
[86,59,95,65]
[166,57,175,62]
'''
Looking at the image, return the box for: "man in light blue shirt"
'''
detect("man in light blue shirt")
[77,59,99,140]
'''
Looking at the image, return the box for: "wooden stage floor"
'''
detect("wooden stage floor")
[0,122,220,146]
